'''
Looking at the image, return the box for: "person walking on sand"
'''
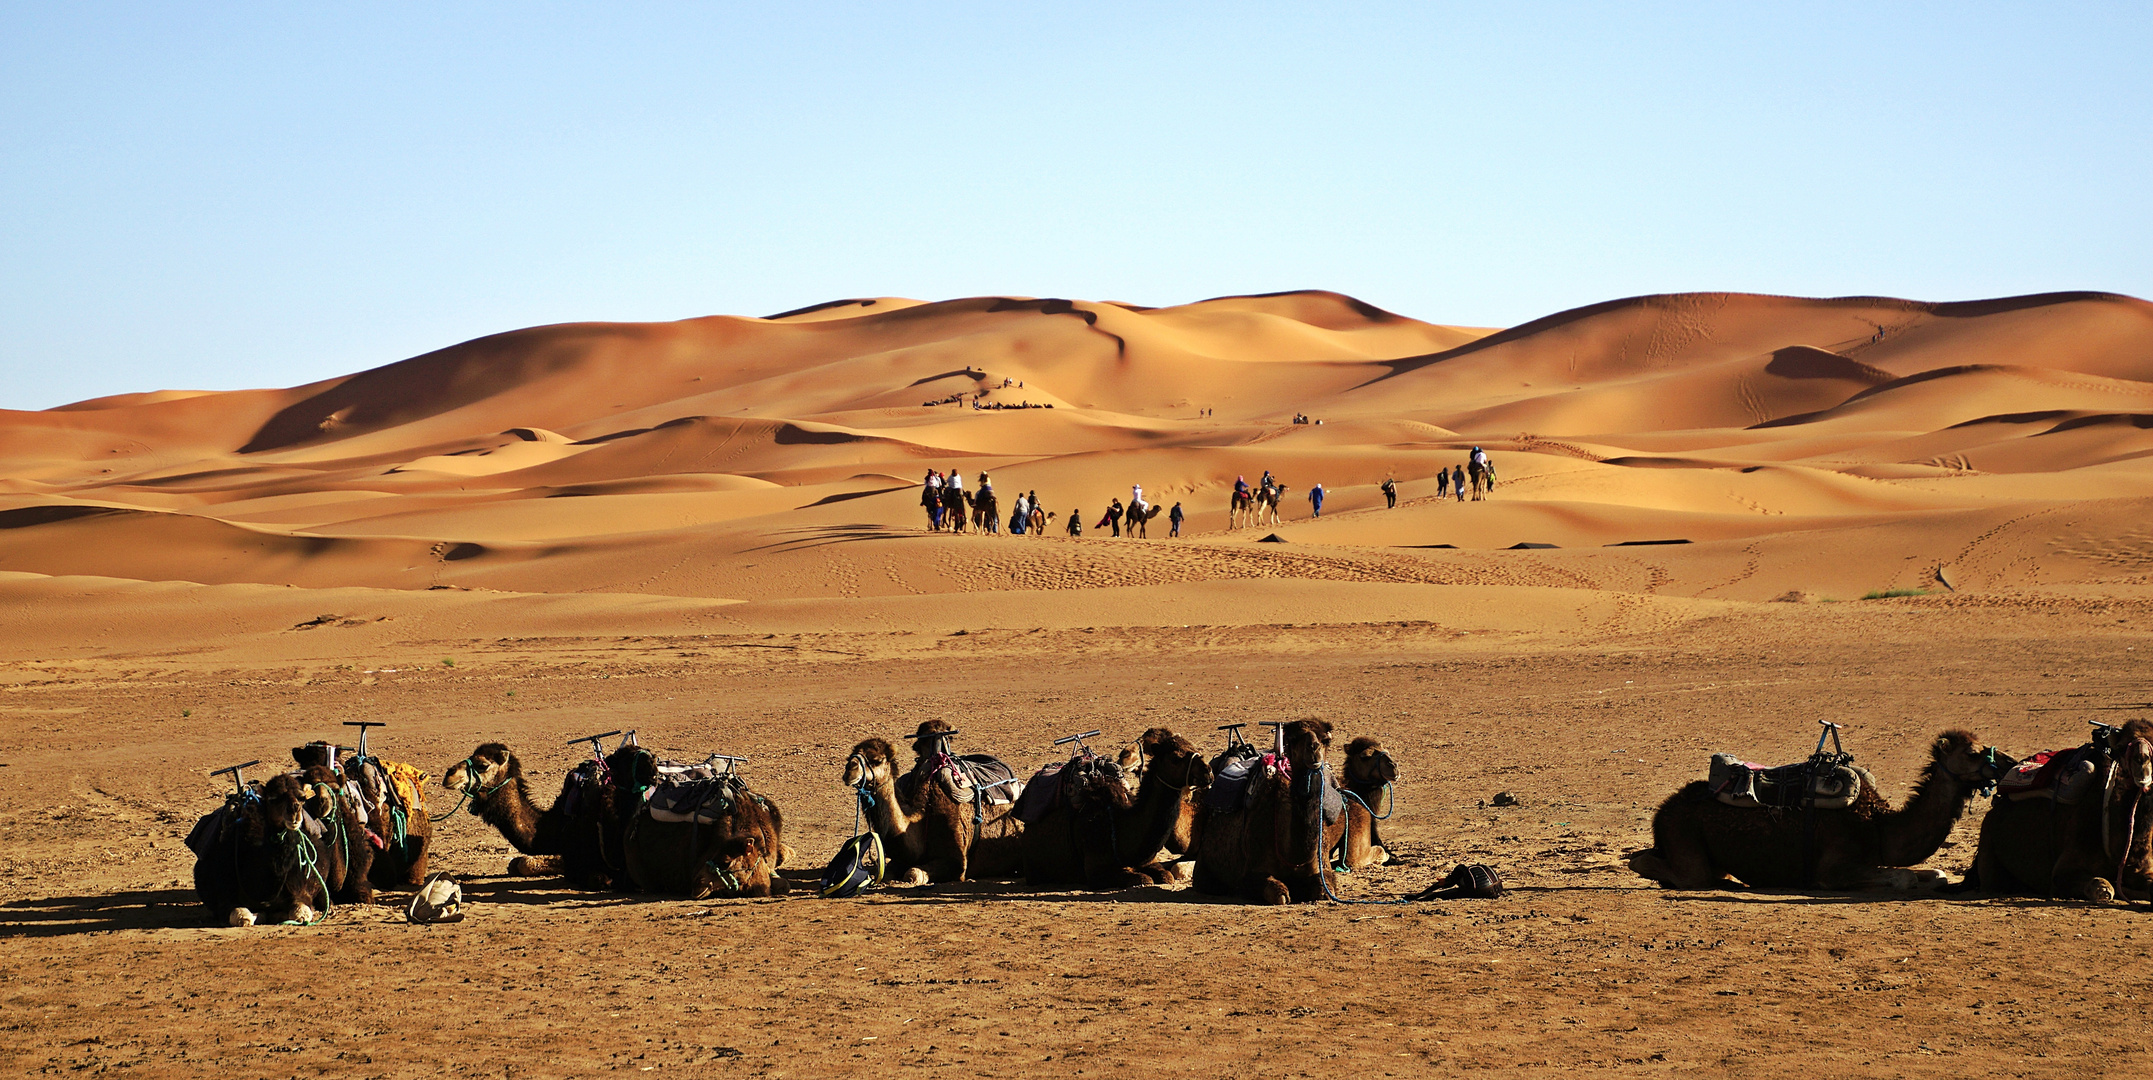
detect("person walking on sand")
[1435,467,1449,501]
[922,471,944,531]
[1169,501,1184,537]
[1068,510,1083,537]
[1452,464,1466,502]
[1101,498,1124,537]
[1308,482,1326,518]
[1381,477,1396,509]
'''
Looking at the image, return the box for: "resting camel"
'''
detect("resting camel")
[1958,718,2153,902]
[1337,737,1399,869]
[619,755,792,899]
[297,764,376,906]
[1192,718,1346,903]
[1626,729,2003,890]
[1022,728,1212,889]
[841,721,1024,884]
[440,742,641,890]
[294,741,432,889]
[189,773,328,927]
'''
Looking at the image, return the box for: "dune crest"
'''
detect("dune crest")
[4,287,2152,606]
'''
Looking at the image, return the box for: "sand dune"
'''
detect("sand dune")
[3,288,2152,612]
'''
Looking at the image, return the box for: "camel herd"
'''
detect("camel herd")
[185,715,2153,927]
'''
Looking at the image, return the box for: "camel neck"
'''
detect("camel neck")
[474,776,551,855]
[1877,762,1971,867]
[864,771,921,857]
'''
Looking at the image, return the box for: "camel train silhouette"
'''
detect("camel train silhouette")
[191,708,2153,925]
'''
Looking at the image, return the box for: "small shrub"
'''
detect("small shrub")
[1861,588,1931,600]
[442,658,456,667]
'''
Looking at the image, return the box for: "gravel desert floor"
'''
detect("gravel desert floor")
[4,584,2150,1079]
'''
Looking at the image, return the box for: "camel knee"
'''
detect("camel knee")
[1255,877,1291,905]
[507,855,561,877]
[896,867,930,886]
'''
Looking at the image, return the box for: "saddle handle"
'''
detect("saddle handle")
[1054,730,1102,752]
[1260,720,1289,755]
[568,730,624,760]
[1813,720,1845,759]
[703,753,748,773]
[342,720,385,759]
[1217,722,1250,749]
[210,759,263,798]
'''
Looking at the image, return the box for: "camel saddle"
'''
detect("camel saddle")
[644,772,759,825]
[1998,746,2100,804]
[1207,749,1343,824]
[901,754,1023,808]
[1011,761,1066,826]
[1708,753,1869,811]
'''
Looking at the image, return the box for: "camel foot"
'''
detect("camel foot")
[1625,849,1674,886]
[507,856,562,877]
[1256,878,1291,905]
[776,844,798,868]
[289,903,317,924]
[1158,859,1195,884]
[226,907,257,928]
[2082,878,2118,903]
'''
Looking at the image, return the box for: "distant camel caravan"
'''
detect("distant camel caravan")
[1627,724,2005,891]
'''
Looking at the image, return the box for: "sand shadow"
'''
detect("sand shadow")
[0,888,208,938]
[743,523,929,553]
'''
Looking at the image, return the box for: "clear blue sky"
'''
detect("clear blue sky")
[3,2,2147,409]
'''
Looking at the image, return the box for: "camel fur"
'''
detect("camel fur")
[1626,729,2003,891]
[1022,727,1212,889]
[1192,719,1346,904]
[1960,718,2153,902]
[190,773,327,927]
[1338,736,1398,869]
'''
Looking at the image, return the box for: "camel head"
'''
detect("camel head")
[256,773,309,834]
[843,738,900,789]
[1282,719,1334,775]
[699,834,775,898]
[1140,728,1211,793]
[605,744,659,792]
[2114,718,2153,795]
[1928,729,2004,790]
[1343,737,1397,788]
[442,743,519,801]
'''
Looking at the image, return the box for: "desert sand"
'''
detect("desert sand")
[4,289,2153,1077]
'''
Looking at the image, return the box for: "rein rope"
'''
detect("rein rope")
[431,758,511,822]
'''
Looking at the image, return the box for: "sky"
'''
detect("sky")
[3,2,2148,409]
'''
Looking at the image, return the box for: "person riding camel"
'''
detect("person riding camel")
[1234,475,1249,498]
[1131,484,1147,517]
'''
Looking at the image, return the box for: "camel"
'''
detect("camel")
[841,721,1025,884]
[1228,489,1255,529]
[940,485,967,533]
[1958,718,2153,902]
[1022,727,1213,889]
[1337,737,1399,869]
[1028,506,1054,536]
[1125,502,1166,539]
[440,742,641,890]
[1626,729,2004,891]
[620,759,792,898]
[189,773,328,927]
[297,764,376,906]
[1254,483,1289,527]
[294,741,432,889]
[1192,719,1347,903]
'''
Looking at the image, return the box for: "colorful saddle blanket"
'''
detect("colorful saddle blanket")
[1999,747,2100,803]
[1708,754,1869,811]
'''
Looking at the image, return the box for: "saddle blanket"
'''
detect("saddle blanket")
[2000,747,2099,804]
[1011,761,1064,826]
[1205,749,1343,823]
[907,754,1023,806]
[645,774,755,824]
[1708,753,1869,811]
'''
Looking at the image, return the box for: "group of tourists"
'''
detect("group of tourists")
[1430,447,1496,502]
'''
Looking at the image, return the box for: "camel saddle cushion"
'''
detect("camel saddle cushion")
[644,774,755,824]
[903,754,1023,807]
[1011,761,1063,826]
[1999,747,2100,804]
[1205,746,1263,814]
[1708,753,1869,811]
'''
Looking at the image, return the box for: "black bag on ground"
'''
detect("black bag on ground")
[1407,863,1504,901]
[818,833,886,899]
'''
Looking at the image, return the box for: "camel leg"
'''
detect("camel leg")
[507,855,564,877]
[1249,875,1291,905]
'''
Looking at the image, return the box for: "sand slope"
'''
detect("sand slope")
[4,288,2151,607]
